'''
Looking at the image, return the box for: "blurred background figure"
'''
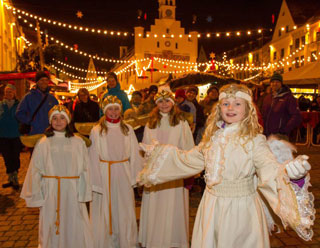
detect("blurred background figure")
[200,85,219,117]
[186,86,206,144]
[130,91,143,113]
[72,88,100,124]
[138,85,158,115]
[0,82,21,190]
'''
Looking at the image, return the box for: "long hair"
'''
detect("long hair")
[147,105,185,129]
[44,124,74,138]
[99,116,129,136]
[200,84,263,148]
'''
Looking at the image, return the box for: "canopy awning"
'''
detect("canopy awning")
[283,62,320,85]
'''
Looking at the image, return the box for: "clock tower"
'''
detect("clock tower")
[158,0,176,19]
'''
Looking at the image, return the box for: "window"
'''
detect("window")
[289,67,292,71]
[300,55,304,66]
[316,32,320,41]
[295,38,300,49]
[295,57,299,68]
[311,51,317,62]
[301,36,305,45]
[166,28,170,34]
[157,41,160,48]
[286,25,289,33]
[273,51,277,60]
[175,42,178,49]
[278,29,282,37]
[255,53,259,62]
[280,48,285,59]
[290,45,293,53]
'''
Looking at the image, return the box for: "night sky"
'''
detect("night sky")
[12,0,283,73]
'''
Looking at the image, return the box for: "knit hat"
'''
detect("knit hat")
[48,105,71,124]
[270,72,283,84]
[35,71,50,82]
[186,86,199,95]
[149,85,158,94]
[5,81,16,91]
[175,89,186,99]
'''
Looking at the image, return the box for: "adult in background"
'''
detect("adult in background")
[175,88,196,132]
[130,90,143,113]
[0,83,21,190]
[200,85,219,117]
[73,88,100,124]
[262,72,302,140]
[16,71,58,135]
[102,72,131,112]
[186,86,206,144]
[137,85,158,115]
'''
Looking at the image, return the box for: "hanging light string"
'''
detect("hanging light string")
[5,3,269,39]
[54,59,108,75]
[51,64,105,81]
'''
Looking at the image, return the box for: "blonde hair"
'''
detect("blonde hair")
[200,83,263,148]
[148,105,185,129]
[99,116,129,136]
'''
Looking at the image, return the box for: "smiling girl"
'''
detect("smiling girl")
[138,84,314,248]
[139,89,195,248]
[21,105,93,248]
[89,95,142,248]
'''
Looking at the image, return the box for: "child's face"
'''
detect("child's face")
[51,114,68,132]
[157,98,173,113]
[220,97,246,124]
[105,105,121,119]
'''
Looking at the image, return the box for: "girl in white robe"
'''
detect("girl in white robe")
[89,95,143,248]
[139,89,195,248]
[138,84,315,248]
[21,105,93,248]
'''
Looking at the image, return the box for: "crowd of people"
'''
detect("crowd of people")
[0,70,317,247]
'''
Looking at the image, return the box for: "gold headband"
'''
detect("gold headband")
[48,105,71,124]
[219,91,252,102]
[154,90,175,104]
[102,95,122,114]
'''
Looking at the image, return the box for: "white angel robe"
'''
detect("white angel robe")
[139,113,195,248]
[139,123,315,248]
[21,132,93,248]
[89,122,143,248]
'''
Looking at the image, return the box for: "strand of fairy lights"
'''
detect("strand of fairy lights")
[52,64,105,81]
[22,16,319,73]
[6,4,269,39]
[54,59,108,75]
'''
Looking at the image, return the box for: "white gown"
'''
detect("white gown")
[89,122,143,248]
[139,113,195,248]
[139,123,315,248]
[21,132,93,248]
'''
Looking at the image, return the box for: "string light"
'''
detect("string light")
[7,4,269,39]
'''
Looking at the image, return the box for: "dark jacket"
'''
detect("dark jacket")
[73,100,100,123]
[192,99,206,128]
[16,88,58,135]
[102,83,131,112]
[262,85,302,137]
[0,100,20,138]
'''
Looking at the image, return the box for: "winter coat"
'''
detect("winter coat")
[15,88,58,135]
[73,100,100,123]
[0,99,20,138]
[102,83,131,112]
[262,85,302,137]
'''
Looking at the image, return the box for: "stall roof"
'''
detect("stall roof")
[283,62,320,85]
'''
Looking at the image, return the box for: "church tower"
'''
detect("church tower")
[158,0,176,19]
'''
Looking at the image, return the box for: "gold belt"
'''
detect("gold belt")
[99,158,129,235]
[42,175,80,235]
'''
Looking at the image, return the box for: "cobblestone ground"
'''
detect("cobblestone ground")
[0,145,319,247]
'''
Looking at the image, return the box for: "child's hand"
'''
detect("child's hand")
[286,155,311,180]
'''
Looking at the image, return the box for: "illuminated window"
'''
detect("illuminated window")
[280,48,284,59]
[301,36,305,45]
[278,29,281,37]
[295,57,299,68]
[300,55,304,66]
[273,51,277,60]
[286,25,289,33]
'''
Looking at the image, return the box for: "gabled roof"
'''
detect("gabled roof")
[286,0,320,25]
